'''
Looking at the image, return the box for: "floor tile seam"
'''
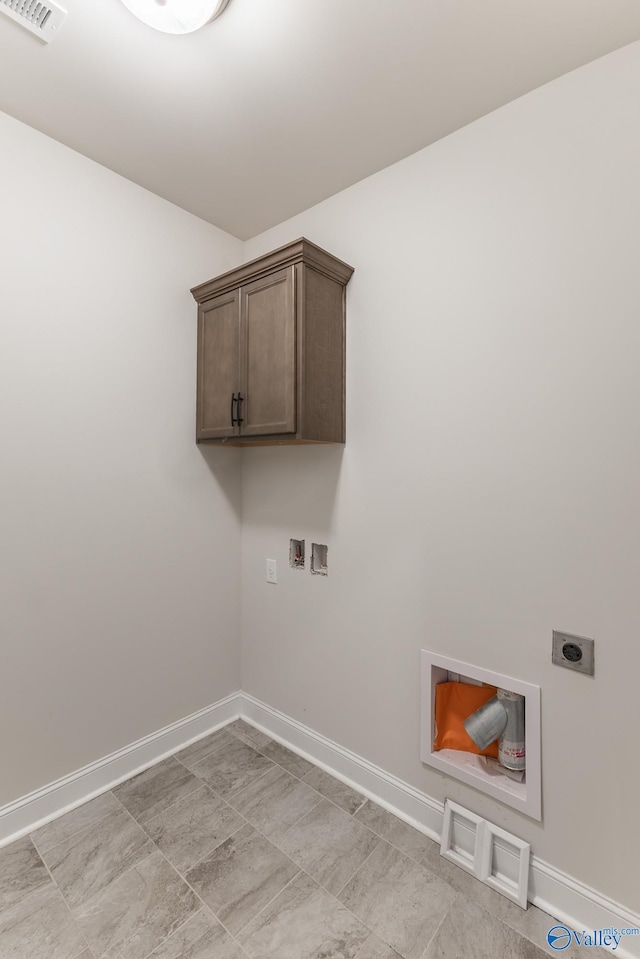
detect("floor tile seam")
[299,770,367,817]
[498,919,554,957]
[285,778,328,812]
[129,742,361,836]
[255,860,399,959]
[296,777,370,821]
[254,748,311,782]
[175,818,250,877]
[40,801,148,876]
[288,851,383,908]
[417,898,454,959]
[223,720,368,812]
[239,794,326,857]
[228,722,321,782]
[262,796,381,876]
[269,791,327,841]
[266,756,314,785]
[223,721,369,814]
[143,847,232,948]
[185,742,277,792]
[221,826,385,947]
[124,775,208,828]
[172,732,239,771]
[139,781,235,834]
[332,831,423,908]
[134,767,207,825]
[132,905,218,959]
[227,778,327,841]
[427,861,545,945]
[199,903,253,959]
[111,789,134,815]
[334,831,460,910]
[330,880,437,959]
[125,905,207,959]
[331,834,385,901]
[66,846,165,922]
[166,796,344,887]
[222,762,290,807]
[369,831,427,868]
[71,942,96,959]
[0,881,61,930]
[48,737,383,953]
[299,862,395,951]
[168,759,231,807]
[355,819,445,874]
[226,816,303,873]
[108,800,162,852]
[474,901,551,953]
[351,931,389,959]
[60,804,184,918]
[151,843,261,955]
[171,751,192,772]
[180,755,249,790]
[230,866,304,942]
[173,749,234,780]
[207,817,326,940]
[351,938,369,959]
[25,834,95,958]
[29,792,119,860]
[0,845,52,912]
[221,761,279,807]
[226,725,271,753]
[351,795,368,816]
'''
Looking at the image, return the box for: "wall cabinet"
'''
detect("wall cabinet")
[191,238,354,445]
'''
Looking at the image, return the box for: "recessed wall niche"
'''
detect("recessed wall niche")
[420,650,541,821]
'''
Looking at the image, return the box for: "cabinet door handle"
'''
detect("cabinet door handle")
[236,393,244,425]
[230,392,238,427]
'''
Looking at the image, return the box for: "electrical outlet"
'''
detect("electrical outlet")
[552,630,595,676]
[265,558,277,584]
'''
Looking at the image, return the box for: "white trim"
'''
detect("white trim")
[479,819,530,909]
[440,799,484,877]
[239,692,640,959]
[239,691,444,840]
[1,690,638,959]
[440,800,531,909]
[420,650,541,821]
[0,691,242,849]
[529,862,640,958]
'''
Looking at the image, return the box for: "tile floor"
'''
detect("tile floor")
[0,720,611,959]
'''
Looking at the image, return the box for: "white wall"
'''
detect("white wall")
[240,42,640,911]
[4,37,639,914]
[0,112,243,806]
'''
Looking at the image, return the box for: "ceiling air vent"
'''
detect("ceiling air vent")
[0,0,67,42]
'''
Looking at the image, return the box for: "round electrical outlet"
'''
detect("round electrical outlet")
[562,642,583,663]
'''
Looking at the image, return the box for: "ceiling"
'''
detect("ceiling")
[1,0,640,239]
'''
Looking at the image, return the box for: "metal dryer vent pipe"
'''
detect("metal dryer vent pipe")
[463,689,526,771]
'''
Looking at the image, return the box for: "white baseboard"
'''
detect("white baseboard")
[239,692,640,959]
[530,862,640,959]
[1,689,637,959]
[239,692,444,840]
[0,691,242,849]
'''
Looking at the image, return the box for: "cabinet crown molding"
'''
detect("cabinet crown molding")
[191,237,354,304]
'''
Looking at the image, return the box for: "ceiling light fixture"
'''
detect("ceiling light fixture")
[119,0,232,34]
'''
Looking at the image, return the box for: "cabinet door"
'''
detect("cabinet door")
[240,267,295,436]
[197,290,240,440]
